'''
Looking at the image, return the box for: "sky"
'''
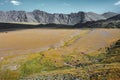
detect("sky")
[0,0,120,14]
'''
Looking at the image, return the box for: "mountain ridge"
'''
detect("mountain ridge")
[0,10,118,25]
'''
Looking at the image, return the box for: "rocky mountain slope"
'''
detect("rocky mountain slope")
[75,14,120,28]
[102,12,118,18]
[108,14,120,21]
[0,10,117,25]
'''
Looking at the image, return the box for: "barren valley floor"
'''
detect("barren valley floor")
[0,28,120,80]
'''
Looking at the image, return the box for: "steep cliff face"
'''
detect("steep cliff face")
[0,10,107,25]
